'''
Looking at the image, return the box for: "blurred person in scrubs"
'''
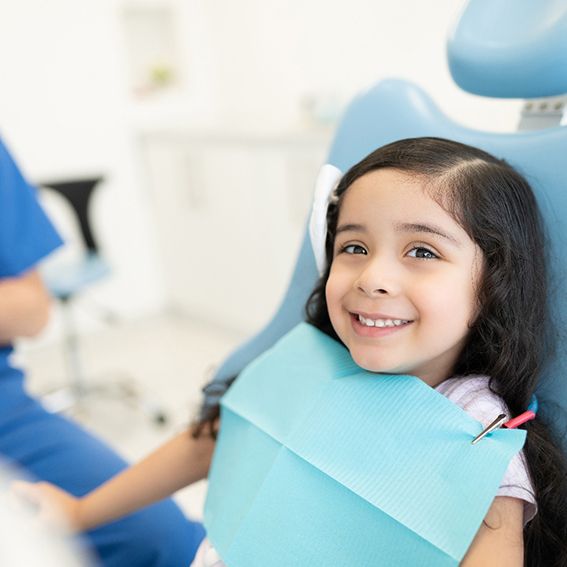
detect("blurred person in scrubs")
[0,135,205,566]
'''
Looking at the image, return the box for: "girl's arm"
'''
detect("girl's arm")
[460,496,524,567]
[14,424,217,531]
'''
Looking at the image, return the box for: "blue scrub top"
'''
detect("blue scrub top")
[0,137,63,374]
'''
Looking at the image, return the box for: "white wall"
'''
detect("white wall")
[197,0,522,131]
[0,0,165,329]
[0,0,523,340]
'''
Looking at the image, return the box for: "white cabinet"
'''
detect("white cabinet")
[139,128,331,334]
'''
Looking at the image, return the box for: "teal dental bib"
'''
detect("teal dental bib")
[204,323,526,566]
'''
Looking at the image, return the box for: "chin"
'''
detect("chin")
[350,348,410,375]
[350,352,390,373]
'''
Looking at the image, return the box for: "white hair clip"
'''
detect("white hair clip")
[308,164,343,276]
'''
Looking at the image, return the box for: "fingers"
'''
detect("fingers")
[10,480,80,533]
[11,480,43,511]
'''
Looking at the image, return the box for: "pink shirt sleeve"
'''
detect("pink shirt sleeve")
[436,375,537,525]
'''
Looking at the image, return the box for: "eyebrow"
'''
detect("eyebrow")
[335,221,462,247]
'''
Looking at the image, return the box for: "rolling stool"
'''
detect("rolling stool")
[39,177,168,425]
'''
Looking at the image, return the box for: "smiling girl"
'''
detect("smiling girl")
[303,138,567,565]
[325,167,484,384]
[16,138,567,566]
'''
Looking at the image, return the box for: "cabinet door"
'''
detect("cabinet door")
[143,136,327,334]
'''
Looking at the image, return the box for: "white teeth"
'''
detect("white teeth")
[357,314,410,327]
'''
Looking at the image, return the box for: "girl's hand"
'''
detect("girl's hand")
[11,480,84,532]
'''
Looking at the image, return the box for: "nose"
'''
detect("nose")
[354,256,400,297]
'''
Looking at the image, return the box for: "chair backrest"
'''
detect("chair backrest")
[207,1,567,451]
[40,177,105,253]
[39,177,111,301]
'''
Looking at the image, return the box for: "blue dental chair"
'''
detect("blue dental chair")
[202,0,567,453]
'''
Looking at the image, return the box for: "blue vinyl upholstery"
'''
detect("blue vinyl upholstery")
[448,0,567,98]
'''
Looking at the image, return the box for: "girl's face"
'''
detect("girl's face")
[325,168,484,387]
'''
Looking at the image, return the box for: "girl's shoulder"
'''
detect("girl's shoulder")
[435,374,509,429]
[436,374,537,524]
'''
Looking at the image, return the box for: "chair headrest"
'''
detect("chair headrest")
[448,0,567,98]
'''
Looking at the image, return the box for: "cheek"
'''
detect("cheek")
[325,275,339,316]
[414,275,474,323]
[325,268,347,319]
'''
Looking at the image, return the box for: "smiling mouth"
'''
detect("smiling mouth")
[350,312,414,328]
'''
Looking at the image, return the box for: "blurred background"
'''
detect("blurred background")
[0,0,523,522]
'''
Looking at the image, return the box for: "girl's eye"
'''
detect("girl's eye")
[340,244,367,255]
[407,247,438,260]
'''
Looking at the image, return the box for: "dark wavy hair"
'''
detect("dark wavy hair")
[304,137,567,566]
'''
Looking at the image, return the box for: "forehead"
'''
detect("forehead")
[338,169,457,228]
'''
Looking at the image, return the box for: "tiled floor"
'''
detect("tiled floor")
[18,312,245,522]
